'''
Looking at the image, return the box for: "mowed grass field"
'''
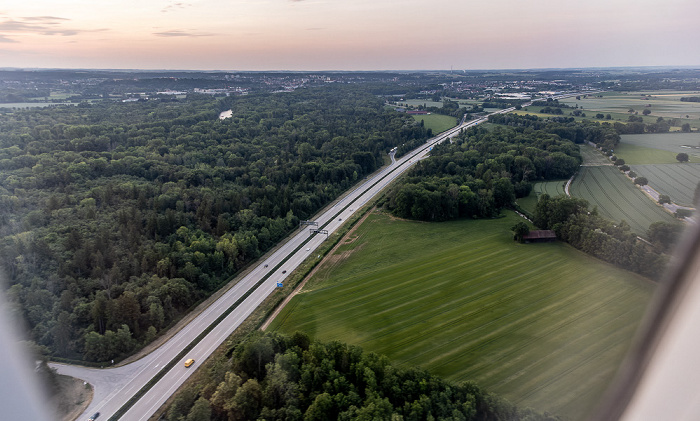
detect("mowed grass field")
[570,166,676,235]
[411,114,457,134]
[630,163,700,206]
[269,211,655,419]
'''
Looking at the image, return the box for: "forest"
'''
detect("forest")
[384,123,582,221]
[0,86,431,362]
[165,331,561,421]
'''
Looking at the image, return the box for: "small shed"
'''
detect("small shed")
[522,230,556,243]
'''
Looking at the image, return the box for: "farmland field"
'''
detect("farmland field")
[630,163,700,206]
[580,143,614,166]
[570,166,676,235]
[517,179,568,214]
[514,109,607,124]
[558,91,700,130]
[411,114,457,134]
[0,102,75,109]
[617,133,700,163]
[269,211,654,419]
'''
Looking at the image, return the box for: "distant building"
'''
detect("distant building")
[522,230,556,243]
[406,110,429,115]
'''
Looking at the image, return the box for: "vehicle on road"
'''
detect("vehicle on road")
[184,359,195,368]
[88,413,100,421]
[306,247,310,251]
[282,270,287,274]
[264,264,268,268]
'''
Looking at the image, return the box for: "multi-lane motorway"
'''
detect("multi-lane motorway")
[53,97,584,420]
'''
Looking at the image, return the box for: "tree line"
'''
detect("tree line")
[165,331,561,421]
[532,195,676,280]
[0,86,432,362]
[384,123,582,221]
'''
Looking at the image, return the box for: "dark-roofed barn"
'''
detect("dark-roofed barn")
[522,230,556,243]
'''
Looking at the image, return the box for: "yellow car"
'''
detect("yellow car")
[184,358,195,367]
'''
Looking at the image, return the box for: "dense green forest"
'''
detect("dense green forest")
[165,331,561,421]
[0,87,430,361]
[384,123,582,221]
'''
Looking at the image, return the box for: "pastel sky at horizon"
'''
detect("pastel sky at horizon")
[0,0,698,71]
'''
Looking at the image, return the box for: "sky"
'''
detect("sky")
[0,0,698,71]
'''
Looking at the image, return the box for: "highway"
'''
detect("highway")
[52,95,585,420]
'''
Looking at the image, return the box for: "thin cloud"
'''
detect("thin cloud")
[306,27,324,31]
[154,30,215,37]
[20,16,69,23]
[162,1,193,13]
[0,16,104,37]
[0,34,18,43]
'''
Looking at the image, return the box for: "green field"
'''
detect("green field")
[0,102,75,109]
[615,133,700,164]
[517,179,568,214]
[570,166,676,235]
[269,211,654,419]
[399,99,444,108]
[580,143,614,166]
[558,91,700,130]
[412,114,457,134]
[630,163,700,206]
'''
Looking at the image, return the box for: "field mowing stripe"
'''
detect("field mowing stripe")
[458,289,638,380]
[475,306,636,394]
[515,329,631,403]
[316,249,613,341]
[416,276,625,368]
[397,269,603,364]
[350,260,567,352]
[321,257,551,339]
[310,246,518,305]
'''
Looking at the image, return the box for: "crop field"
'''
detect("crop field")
[616,133,700,163]
[411,114,457,134]
[570,166,676,235]
[613,142,691,165]
[559,91,700,130]
[0,102,75,109]
[630,163,700,206]
[517,180,568,213]
[269,211,654,419]
[580,143,614,166]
